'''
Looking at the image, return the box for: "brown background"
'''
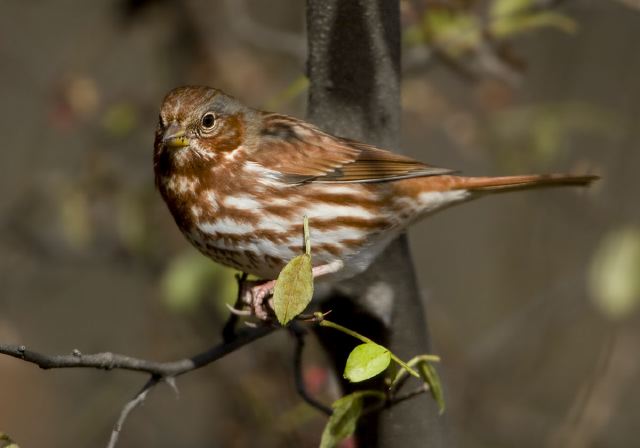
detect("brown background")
[1,1,638,447]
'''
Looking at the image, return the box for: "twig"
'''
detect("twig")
[0,325,276,448]
[318,317,419,378]
[106,375,160,448]
[388,385,429,407]
[361,386,429,418]
[222,272,249,343]
[290,323,333,416]
[0,326,275,377]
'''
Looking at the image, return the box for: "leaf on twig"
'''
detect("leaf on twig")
[418,360,445,414]
[273,254,314,325]
[320,392,365,448]
[273,216,314,325]
[344,343,391,383]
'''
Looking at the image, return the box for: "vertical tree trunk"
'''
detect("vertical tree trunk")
[306,1,447,446]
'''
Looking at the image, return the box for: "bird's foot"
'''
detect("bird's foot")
[239,279,277,321]
[236,260,344,321]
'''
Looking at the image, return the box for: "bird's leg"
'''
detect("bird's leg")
[236,279,276,320]
[240,260,344,320]
[310,260,344,277]
[222,273,249,342]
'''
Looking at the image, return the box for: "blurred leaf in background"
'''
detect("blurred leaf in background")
[102,102,139,138]
[489,0,577,38]
[161,249,237,314]
[49,75,100,131]
[487,103,621,170]
[404,7,481,57]
[589,226,640,320]
[0,431,20,448]
[403,0,576,75]
[115,190,150,255]
[65,75,100,119]
[57,183,93,251]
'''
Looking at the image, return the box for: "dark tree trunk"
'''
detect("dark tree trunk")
[306,1,447,446]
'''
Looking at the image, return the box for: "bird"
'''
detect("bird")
[154,86,598,318]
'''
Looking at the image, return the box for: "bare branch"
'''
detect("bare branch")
[0,325,276,377]
[1,323,277,448]
[388,385,429,407]
[290,323,333,416]
[106,376,160,448]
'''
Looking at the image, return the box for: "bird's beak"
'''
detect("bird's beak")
[163,123,190,149]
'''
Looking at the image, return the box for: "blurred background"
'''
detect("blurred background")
[1,0,639,447]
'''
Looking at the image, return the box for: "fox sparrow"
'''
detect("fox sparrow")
[154,86,597,318]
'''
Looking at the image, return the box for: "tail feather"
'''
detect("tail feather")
[455,174,599,193]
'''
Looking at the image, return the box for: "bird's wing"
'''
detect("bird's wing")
[249,114,454,184]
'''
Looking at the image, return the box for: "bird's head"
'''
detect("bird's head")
[154,86,252,176]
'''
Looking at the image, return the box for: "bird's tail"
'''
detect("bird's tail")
[452,173,599,193]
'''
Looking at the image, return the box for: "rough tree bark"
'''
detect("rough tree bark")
[306,1,447,446]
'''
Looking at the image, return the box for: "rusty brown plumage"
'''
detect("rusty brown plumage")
[154,86,598,287]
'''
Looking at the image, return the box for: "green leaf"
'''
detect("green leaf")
[491,0,533,18]
[102,102,138,137]
[425,10,482,55]
[589,227,640,320]
[319,393,365,448]
[418,361,446,414]
[58,186,92,250]
[344,343,391,383]
[273,253,314,325]
[389,354,441,388]
[320,391,385,448]
[491,11,577,38]
[0,431,20,448]
[161,250,236,314]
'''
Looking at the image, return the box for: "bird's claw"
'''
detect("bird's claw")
[225,303,252,316]
[238,279,276,321]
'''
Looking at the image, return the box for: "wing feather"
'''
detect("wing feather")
[250,114,454,184]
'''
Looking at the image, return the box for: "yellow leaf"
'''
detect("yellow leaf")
[491,0,533,18]
[589,227,640,320]
[273,254,314,325]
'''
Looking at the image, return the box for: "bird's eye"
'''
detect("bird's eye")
[201,112,216,129]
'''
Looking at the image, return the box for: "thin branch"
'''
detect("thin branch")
[361,386,429,418]
[106,375,160,448]
[0,325,276,377]
[1,323,277,448]
[222,272,249,343]
[290,323,333,416]
[388,385,429,407]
